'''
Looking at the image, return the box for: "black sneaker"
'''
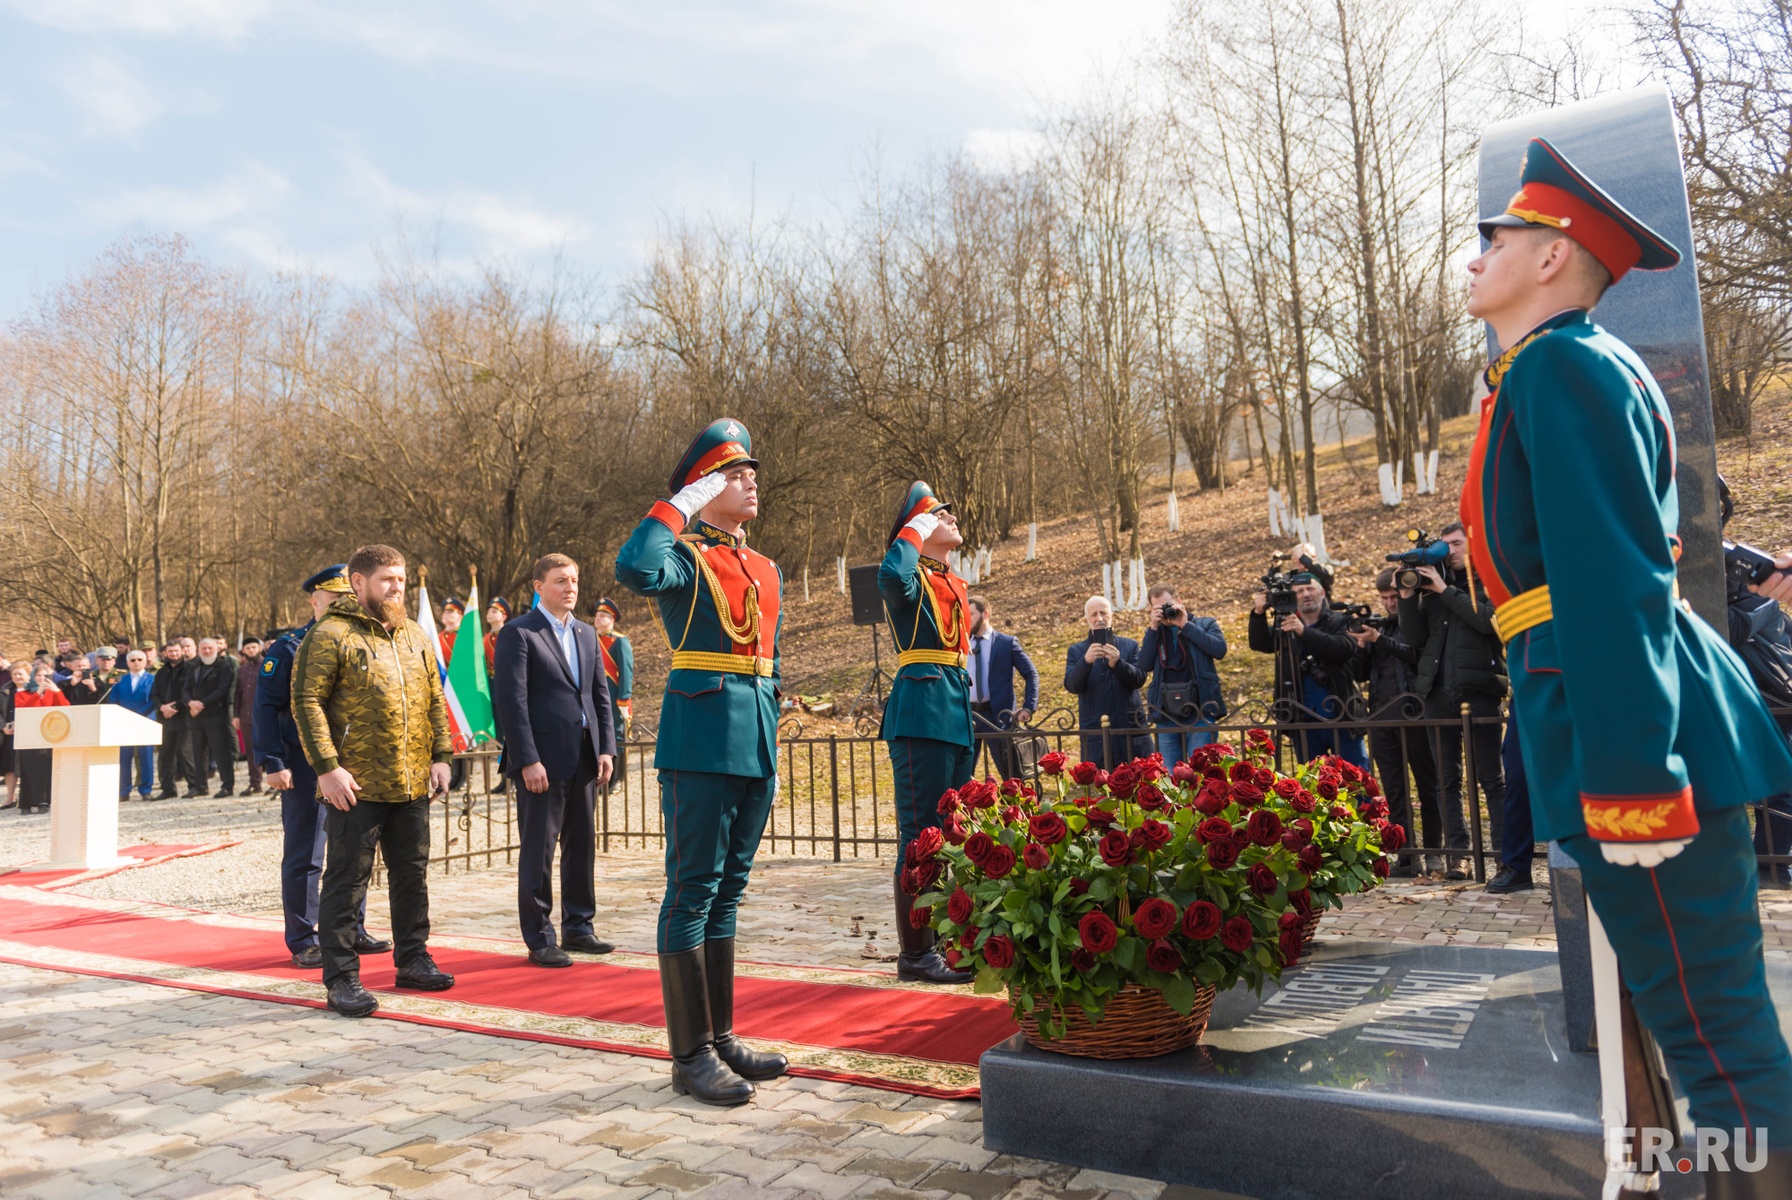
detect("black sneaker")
[395,952,454,991]
[326,979,379,1017]
[1485,867,1534,894]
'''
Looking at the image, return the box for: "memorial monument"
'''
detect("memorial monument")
[13,704,164,871]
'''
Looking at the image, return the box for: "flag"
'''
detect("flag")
[414,582,448,684]
[445,583,498,752]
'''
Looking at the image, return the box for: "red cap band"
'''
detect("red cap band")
[1505,182,1642,282]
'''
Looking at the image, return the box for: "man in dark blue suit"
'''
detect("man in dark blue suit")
[965,596,1039,781]
[1065,596,1152,768]
[1136,584,1228,765]
[493,553,617,968]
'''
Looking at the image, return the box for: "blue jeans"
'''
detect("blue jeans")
[1155,727,1215,766]
[119,746,153,797]
[1295,676,1368,768]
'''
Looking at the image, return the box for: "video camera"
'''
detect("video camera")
[1386,529,1451,591]
[1260,553,1300,619]
[1725,539,1780,593]
[1336,602,1391,634]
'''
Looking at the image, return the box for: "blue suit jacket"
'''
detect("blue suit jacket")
[969,630,1039,728]
[252,624,312,780]
[492,607,615,784]
[104,671,157,717]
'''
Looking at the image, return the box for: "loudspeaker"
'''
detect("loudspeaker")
[848,564,884,626]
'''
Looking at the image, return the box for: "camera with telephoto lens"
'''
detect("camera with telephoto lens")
[1260,553,1299,619]
[1386,529,1452,590]
[1159,601,1184,621]
[1337,602,1390,634]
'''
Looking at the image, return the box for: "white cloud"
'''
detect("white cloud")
[341,149,589,256]
[60,52,163,139]
[0,146,58,178]
[5,0,270,38]
[89,161,291,227]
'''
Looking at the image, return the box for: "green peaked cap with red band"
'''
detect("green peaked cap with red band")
[887,481,952,547]
[669,417,759,495]
[1478,137,1682,284]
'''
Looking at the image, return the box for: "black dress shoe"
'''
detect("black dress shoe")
[326,980,379,1017]
[530,945,573,968]
[1485,867,1534,894]
[213,789,235,798]
[353,932,394,954]
[562,933,615,955]
[394,952,454,991]
[291,945,324,968]
[155,791,178,802]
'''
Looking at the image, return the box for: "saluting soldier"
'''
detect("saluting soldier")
[614,418,788,1107]
[251,565,387,969]
[592,596,634,792]
[1465,137,1792,1185]
[880,482,974,986]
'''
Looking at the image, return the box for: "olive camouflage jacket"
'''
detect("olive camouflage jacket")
[293,596,451,802]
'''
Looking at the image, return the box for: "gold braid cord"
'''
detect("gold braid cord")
[691,543,761,647]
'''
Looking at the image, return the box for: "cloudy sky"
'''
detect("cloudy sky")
[0,0,1184,317]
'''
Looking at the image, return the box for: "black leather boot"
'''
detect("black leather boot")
[1706,1147,1792,1199]
[894,883,972,985]
[659,947,755,1106]
[704,938,788,1081]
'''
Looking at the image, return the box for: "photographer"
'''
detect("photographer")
[1347,570,1436,876]
[1397,522,1507,881]
[1248,570,1366,767]
[1136,584,1227,765]
[1065,596,1151,768]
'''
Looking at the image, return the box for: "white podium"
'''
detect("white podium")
[14,705,164,870]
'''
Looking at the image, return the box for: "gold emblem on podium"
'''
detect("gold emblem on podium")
[41,710,71,744]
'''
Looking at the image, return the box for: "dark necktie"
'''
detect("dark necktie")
[973,635,987,700]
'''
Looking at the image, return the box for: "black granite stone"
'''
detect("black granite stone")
[981,940,1710,1200]
[1478,86,1725,628]
[1547,842,1596,1054]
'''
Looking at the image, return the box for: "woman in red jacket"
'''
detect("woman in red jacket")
[13,662,69,813]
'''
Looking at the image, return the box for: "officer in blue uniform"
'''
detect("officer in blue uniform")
[1465,138,1792,1190]
[253,565,388,969]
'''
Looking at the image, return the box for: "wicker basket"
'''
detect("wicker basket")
[1017,983,1217,1059]
[1298,908,1323,950]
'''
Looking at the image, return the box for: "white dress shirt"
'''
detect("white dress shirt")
[540,607,585,727]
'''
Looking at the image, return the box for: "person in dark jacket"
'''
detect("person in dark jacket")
[107,649,159,800]
[1350,570,1438,875]
[1136,584,1227,765]
[150,639,190,799]
[1248,572,1366,767]
[182,636,236,797]
[1397,523,1507,879]
[1065,596,1151,768]
[966,595,1039,781]
[58,654,104,705]
[233,637,265,795]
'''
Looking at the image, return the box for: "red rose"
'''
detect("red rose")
[1023,842,1050,870]
[1206,837,1242,869]
[1000,805,1023,825]
[1136,819,1173,852]
[1363,776,1382,797]
[1247,809,1283,847]
[1137,754,1167,781]
[945,948,963,968]
[1213,742,1239,759]
[965,780,1000,809]
[1316,779,1339,801]
[985,845,1017,879]
[1381,823,1407,851]
[1289,887,1314,914]
[1039,750,1069,776]
[946,887,974,925]
[1331,804,1351,822]
[1182,900,1222,939]
[1171,760,1199,784]
[1133,897,1179,939]
[1281,830,1306,853]
[964,831,996,866]
[1230,782,1264,807]
[1291,817,1314,839]
[1278,911,1306,931]
[1229,762,1255,782]
[1278,928,1304,966]
[1069,760,1101,785]
[899,867,924,896]
[1098,829,1134,868]
[1079,910,1119,954]
[937,789,962,815]
[1245,728,1273,748]
[1146,939,1182,973]
[1070,947,1097,972]
[1029,812,1068,845]
[1069,878,1091,895]
[983,934,1016,969]
[1361,798,1389,822]
[1194,780,1229,815]
[1085,806,1118,831]
[943,813,968,845]
[910,904,934,929]
[1196,816,1235,844]
[1272,778,1300,799]
[1254,767,1275,788]
[1136,782,1166,810]
[1247,863,1278,896]
[907,827,944,865]
[1291,789,1316,813]
[1298,845,1324,874]
[1220,915,1254,953]
[1107,763,1140,798]
[1002,778,1022,797]
[1372,856,1391,878]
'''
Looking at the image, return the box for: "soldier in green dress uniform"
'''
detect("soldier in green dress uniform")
[880,482,975,985]
[1464,137,1792,1189]
[614,418,788,1107]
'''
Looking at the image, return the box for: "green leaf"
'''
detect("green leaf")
[1194,959,1224,985]
[973,969,1007,995]
[1161,974,1196,1015]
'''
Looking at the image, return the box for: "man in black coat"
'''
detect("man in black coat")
[492,554,617,968]
[966,595,1039,781]
[1350,569,1438,875]
[1064,596,1151,769]
[182,636,237,797]
[150,639,189,799]
[1247,570,1366,767]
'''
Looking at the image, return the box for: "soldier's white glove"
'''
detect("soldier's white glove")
[668,471,729,521]
[1599,838,1692,867]
[904,511,941,542]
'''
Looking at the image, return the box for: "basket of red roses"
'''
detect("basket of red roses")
[903,730,1390,1059]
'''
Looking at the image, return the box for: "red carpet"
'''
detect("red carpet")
[0,842,239,890]
[0,888,1016,1098]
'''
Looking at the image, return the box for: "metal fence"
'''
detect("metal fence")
[424,696,1792,884]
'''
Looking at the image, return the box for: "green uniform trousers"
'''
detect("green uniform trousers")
[887,736,976,866]
[1565,806,1792,1140]
[657,769,775,953]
